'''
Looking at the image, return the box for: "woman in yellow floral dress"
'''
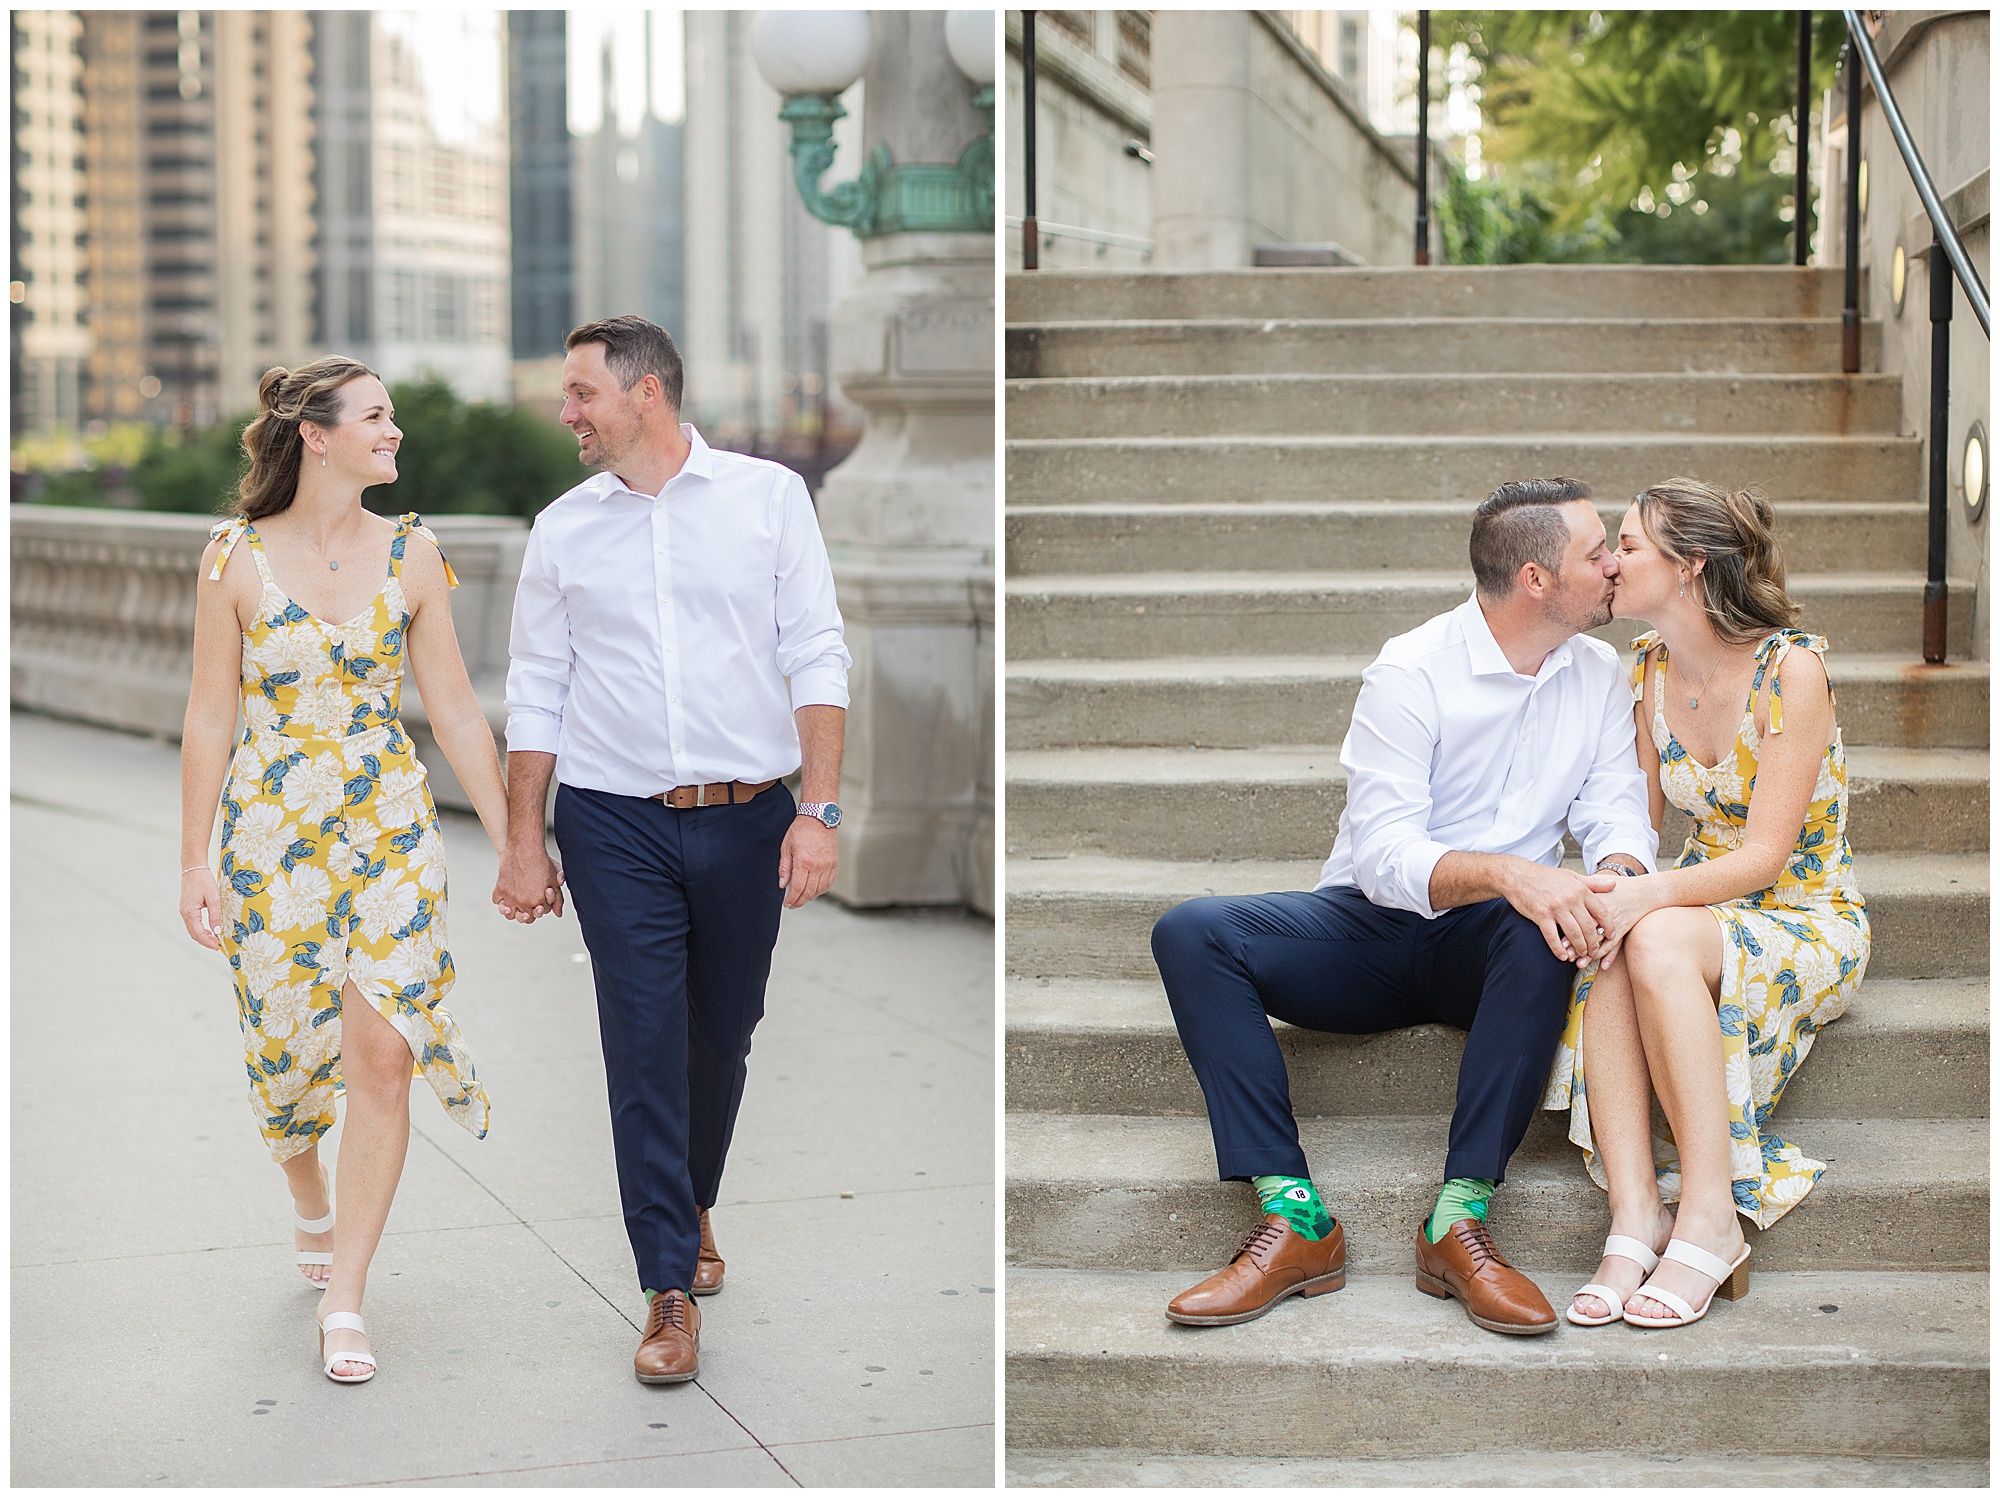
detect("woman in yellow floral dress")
[178,358,535,1382]
[1544,478,1869,1330]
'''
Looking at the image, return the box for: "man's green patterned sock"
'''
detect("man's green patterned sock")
[1250,1174,1335,1241]
[1425,1177,1497,1243]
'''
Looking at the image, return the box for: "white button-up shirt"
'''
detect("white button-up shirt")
[504,425,851,794]
[1317,593,1656,917]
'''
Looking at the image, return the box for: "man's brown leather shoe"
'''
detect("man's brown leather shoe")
[634,1289,701,1384]
[1165,1214,1346,1326]
[1413,1217,1557,1336]
[693,1208,725,1296]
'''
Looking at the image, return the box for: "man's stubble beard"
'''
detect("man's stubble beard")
[1545,582,1614,636]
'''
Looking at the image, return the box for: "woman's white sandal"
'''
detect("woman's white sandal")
[318,1311,377,1383]
[1624,1237,1751,1329]
[294,1206,334,1287]
[1566,1233,1661,1326]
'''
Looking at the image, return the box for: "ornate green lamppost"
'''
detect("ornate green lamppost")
[756,11,993,237]
[749,11,996,913]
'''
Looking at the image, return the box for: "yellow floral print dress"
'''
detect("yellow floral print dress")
[1543,628,1869,1228]
[209,512,490,1163]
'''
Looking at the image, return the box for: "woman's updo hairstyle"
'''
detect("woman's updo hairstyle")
[1635,476,1801,643]
[235,356,378,519]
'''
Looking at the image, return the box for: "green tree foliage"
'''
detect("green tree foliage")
[1439,165,1618,265]
[1432,11,1846,264]
[132,416,253,513]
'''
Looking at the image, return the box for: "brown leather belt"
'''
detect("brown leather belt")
[652,779,776,809]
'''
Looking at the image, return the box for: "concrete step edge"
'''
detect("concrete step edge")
[1005,1446,1993,1488]
[1006,743,1989,789]
[1006,569,1973,595]
[1006,1268,1989,1459]
[1005,652,1991,684]
[1005,849,1988,898]
[1005,973,1989,1039]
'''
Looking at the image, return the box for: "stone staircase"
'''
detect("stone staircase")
[1003,266,1989,1485]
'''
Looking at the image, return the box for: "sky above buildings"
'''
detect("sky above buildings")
[377,10,504,145]
[569,11,687,133]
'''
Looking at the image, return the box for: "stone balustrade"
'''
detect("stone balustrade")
[11,502,995,913]
[10,505,527,812]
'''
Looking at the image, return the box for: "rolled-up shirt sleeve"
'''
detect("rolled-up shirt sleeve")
[1567,668,1659,874]
[1340,661,1453,918]
[504,520,572,755]
[773,472,850,710]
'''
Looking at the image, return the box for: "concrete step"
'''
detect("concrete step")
[1003,852,1988,981]
[1004,976,1990,1121]
[1006,434,1920,507]
[1005,374,1907,440]
[1006,1266,1988,1458]
[1008,318,1883,379]
[1005,1112,1989,1274]
[1005,654,1990,752]
[1007,1446,1992,1487]
[1004,745,1989,859]
[1006,500,1932,576]
[1005,571,1974,661]
[1005,265,1857,324]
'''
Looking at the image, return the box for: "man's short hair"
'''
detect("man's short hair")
[1469,477,1593,598]
[565,315,685,411]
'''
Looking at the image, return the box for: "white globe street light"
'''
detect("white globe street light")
[749,11,871,99]
[945,10,995,88]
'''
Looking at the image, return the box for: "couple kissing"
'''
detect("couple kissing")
[1152,475,1868,1337]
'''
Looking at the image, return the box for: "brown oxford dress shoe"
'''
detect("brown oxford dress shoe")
[1413,1216,1557,1336]
[693,1208,725,1296]
[1165,1214,1347,1326]
[634,1289,701,1384]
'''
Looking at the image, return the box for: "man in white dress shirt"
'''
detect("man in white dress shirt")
[495,315,851,1384]
[1150,478,1656,1338]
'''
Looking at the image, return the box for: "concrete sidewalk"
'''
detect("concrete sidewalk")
[10,711,996,1487]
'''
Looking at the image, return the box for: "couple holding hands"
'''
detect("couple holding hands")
[1153,475,1868,1337]
[178,316,848,1385]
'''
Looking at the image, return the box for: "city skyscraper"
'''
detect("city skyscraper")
[313,9,511,402]
[506,10,571,361]
[11,11,91,436]
[568,12,685,346]
[70,10,318,429]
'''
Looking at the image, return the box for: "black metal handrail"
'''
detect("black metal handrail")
[1836,11,1989,665]
[1841,11,1989,332]
[1414,11,1431,264]
[1022,11,1039,270]
[1794,12,1812,265]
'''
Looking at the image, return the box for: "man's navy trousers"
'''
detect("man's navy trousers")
[555,780,795,1296]
[1150,886,1577,1186]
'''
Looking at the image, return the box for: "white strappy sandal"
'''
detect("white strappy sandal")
[1624,1237,1752,1329]
[318,1311,377,1383]
[1566,1233,1662,1326]
[294,1205,334,1287]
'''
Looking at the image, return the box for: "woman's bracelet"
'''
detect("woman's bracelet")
[181,864,210,876]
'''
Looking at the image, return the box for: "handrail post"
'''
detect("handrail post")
[1841,42,1861,373]
[1414,11,1431,265]
[1794,11,1812,266]
[1924,241,1951,663]
[1022,11,1038,270]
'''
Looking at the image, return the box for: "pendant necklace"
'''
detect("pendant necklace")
[1674,651,1721,710]
[299,529,343,571]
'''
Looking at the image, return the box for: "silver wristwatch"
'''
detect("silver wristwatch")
[798,801,842,828]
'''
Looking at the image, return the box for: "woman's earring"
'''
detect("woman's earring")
[320,450,327,467]
[1678,577,1686,598]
